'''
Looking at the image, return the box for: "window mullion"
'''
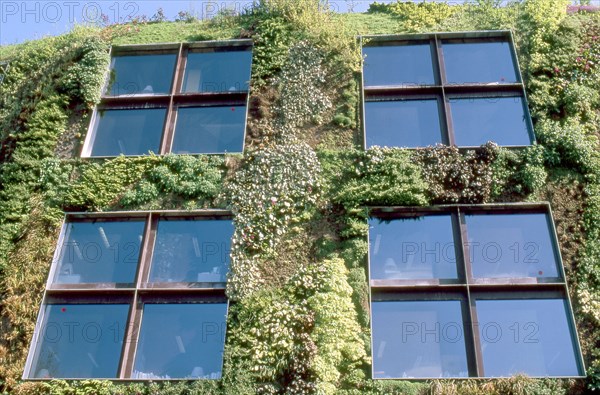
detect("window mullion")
[435,35,454,146]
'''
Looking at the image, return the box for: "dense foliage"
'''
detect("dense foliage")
[1,0,600,394]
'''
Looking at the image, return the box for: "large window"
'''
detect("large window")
[24,211,233,380]
[361,31,534,148]
[82,41,252,157]
[368,204,584,379]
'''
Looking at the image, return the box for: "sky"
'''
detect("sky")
[1,1,597,46]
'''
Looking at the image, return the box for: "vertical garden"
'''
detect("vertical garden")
[0,0,599,394]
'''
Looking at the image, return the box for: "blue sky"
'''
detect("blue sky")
[0,0,393,45]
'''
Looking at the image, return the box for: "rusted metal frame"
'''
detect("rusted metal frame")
[368,202,552,217]
[443,84,523,96]
[66,209,232,220]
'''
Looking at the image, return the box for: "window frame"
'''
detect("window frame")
[23,210,232,381]
[367,202,585,379]
[360,31,536,149]
[81,40,252,158]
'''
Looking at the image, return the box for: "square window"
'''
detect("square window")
[171,106,246,154]
[475,298,582,377]
[149,219,234,283]
[369,215,458,280]
[132,303,227,379]
[85,108,166,157]
[365,99,444,148]
[106,54,177,96]
[27,304,129,379]
[52,220,144,284]
[182,51,252,93]
[363,44,436,87]
[442,41,518,84]
[450,97,531,147]
[465,213,560,279]
[371,300,469,378]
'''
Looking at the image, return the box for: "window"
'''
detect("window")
[368,204,584,379]
[82,41,252,157]
[361,31,534,148]
[24,211,233,380]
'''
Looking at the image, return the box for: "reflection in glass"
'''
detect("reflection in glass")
[89,108,166,157]
[149,219,233,283]
[171,106,246,154]
[476,299,581,377]
[182,51,252,93]
[372,300,468,378]
[466,213,560,279]
[442,41,518,84]
[363,44,436,87]
[369,215,458,280]
[28,304,129,378]
[106,54,177,96]
[365,99,443,148]
[133,303,227,379]
[450,97,531,146]
[53,221,144,284]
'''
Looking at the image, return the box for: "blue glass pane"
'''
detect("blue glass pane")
[450,97,531,147]
[53,221,144,284]
[465,213,560,279]
[107,54,177,96]
[89,108,166,156]
[372,300,469,378]
[183,51,252,93]
[150,219,233,283]
[133,303,227,379]
[363,44,436,87]
[171,106,246,154]
[28,304,129,378]
[442,41,518,84]
[365,99,443,148]
[476,299,581,377]
[369,216,458,280]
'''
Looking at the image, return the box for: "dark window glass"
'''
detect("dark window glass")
[53,221,144,284]
[28,304,129,379]
[107,54,177,96]
[171,106,246,154]
[365,99,443,148]
[369,215,458,280]
[476,298,581,377]
[442,41,518,84]
[182,51,252,93]
[465,213,560,279]
[372,300,469,378]
[149,219,233,283]
[450,97,531,147]
[89,108,166,157]
[133,303,227,379]
[363,44,436,87]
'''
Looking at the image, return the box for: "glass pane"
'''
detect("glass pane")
[133,303,227,379]
[28,304,129,378]
[363,44,436,86]
[53,221,144,284]
[369,215,458,280]
[372,300,469,378]
[465,213,560,279]
[365,99,443,148]
[149,219,233,283]
[106,54,177,96]
[442,41,518,84]
[450,97,531,147]
[476,299,581,377]
[89,108,166,157]
[182,51,252,93]
[171,106,246,154]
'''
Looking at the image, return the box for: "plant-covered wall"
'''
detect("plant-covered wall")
[0,1,599,394]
